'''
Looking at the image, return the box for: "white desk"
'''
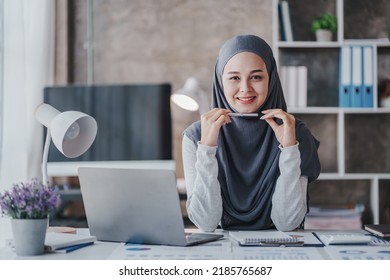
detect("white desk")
[1,229,390,260]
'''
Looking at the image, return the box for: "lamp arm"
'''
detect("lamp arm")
[42,129,51,185]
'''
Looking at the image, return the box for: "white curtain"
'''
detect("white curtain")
[0,0,54,245]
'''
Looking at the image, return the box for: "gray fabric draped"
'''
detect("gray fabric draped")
[184,34,320,230]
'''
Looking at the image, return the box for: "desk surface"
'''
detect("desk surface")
[1,228,390,260]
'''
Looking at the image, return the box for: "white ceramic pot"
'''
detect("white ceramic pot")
[315,29,332,42]
[11,218,48,256]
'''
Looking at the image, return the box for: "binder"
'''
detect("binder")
[351,46,363,107]
[287,66,297,107]
[339,46,352,107]
[279,1,293,41]
[362,45,374,108]
[280,66,289,104]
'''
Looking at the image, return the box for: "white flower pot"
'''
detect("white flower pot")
[11,218,48,256]
[315,29,333,42]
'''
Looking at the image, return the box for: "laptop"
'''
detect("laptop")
[78,167,223,246]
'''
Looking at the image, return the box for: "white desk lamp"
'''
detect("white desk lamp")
[35,103,98,185]
[171,77,200,112]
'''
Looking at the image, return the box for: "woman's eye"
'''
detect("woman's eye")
[229,76,240,80]
[251,75,262,80]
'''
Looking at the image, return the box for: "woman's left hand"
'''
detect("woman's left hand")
[260,109,296,147]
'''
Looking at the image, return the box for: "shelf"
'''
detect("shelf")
[289,107,390,114]
[277,41,340,48]
[274,0,390,225]
[319,173,390,180]
[277,40,390,48]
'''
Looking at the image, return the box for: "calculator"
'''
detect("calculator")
[318,234,372,245]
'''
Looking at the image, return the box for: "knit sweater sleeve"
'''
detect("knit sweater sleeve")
[182,134,222,232]
[271,143,308,231]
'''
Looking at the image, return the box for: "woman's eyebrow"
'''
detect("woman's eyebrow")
[226,69,264,75]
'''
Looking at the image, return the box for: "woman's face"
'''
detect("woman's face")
[222,52,269,113]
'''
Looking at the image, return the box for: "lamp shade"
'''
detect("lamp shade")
[35,103,97,158]
[171,77,209,114]
[171,93,199,112]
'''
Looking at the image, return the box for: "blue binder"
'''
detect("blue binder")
[339,46,352,107]
[351,46,363,107]
[362,46,374,108]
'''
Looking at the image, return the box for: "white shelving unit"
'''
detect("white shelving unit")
[272,0,390,224]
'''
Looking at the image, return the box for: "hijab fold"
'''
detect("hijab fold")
[184,35,320,230]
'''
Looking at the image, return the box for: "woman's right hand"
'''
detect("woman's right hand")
[200,108,231,147]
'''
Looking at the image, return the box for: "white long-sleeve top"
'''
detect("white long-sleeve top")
[182,134,308,232]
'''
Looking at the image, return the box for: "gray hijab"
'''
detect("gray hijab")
[184,34,320,230]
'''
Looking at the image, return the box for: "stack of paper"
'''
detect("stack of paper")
[304,204,365,230]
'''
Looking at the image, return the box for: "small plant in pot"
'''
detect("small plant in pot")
[311,13,337,42]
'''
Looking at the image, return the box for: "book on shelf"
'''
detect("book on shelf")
[364,224,390,238]
[44,231,97,253]
[278,0,293,41]
[304,204,365,230]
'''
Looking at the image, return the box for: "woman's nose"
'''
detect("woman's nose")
[240,80,252,92]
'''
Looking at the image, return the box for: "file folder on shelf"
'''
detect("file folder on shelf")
[339,46,352,107]
[351,46,363,107]
[362,45,374,108]
[297,65,308,107]
[287,66,297,107]
[280,66,291,106]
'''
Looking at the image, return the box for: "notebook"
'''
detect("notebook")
[78,167,223,246]
[230,230,304,246]
[44,232,97,252]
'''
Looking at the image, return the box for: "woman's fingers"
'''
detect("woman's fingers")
[200,109,231,146]
[261,109,296,147]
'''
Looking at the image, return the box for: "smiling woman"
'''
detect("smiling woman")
[182,34,321,232]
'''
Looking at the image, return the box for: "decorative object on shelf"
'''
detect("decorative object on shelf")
[378,78,390,107]
[311,12,337,42]
[0,178,61,255]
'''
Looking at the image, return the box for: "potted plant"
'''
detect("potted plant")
[0,178,60,255]
[311,13,337,42]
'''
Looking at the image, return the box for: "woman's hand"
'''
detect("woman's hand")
[261,109,296,147]
[200,108,231,146]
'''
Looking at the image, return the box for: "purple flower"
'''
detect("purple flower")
[0,178,61,219]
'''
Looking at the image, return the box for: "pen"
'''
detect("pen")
[228,112,264,118]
